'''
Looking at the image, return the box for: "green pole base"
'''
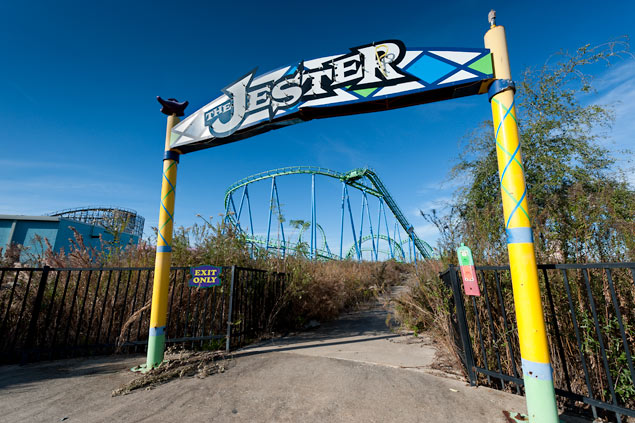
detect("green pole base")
[147,332,166,368]
[131,332,166,373]
[524,374,560,423]
[130,361,168,373]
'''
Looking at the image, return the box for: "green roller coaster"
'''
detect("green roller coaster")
[224,166,434,262]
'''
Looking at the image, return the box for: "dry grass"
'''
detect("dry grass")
[392,260,635,420]
[390,260,461,367]
[391,261,449,332]
[116,300,152,351]
[1,219,413,364]
[279,259,410,326]
[112,348,228,396]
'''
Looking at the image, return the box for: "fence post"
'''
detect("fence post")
[448,264,477,385]
[226,265,236,353]
[23,266,51,362]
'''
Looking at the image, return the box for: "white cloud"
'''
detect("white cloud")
[414,196,452,215]
[594,60,635,160]
[417,176,463,194]
[573,59,635,189]
[414,223,440,240]
[312,135,369,167]
[0,173,153,218]
[595,60,635,92]
[0,159,88,170]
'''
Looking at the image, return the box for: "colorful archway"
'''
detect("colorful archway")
[141,17,559,422]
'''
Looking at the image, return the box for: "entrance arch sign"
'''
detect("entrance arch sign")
[169,40,494,153]
[142,17,560,423]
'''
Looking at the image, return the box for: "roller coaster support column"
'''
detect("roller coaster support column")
[363,192,377,261]
[273,179,286,257]
[376,198,382,261]
[358,193,365,257]
[340,182,345,259]
[140,97,188,371]
[311,175,316,259]
[266,177,275,252]
[380,200,394,259]
[345,185,361,260]
[485,16,558,422]
[413,236,417,264]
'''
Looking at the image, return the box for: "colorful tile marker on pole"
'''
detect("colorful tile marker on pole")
[456,243,481,296]
[484,14,559,422]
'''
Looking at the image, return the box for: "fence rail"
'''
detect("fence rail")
[0,265,288,364]
[441,262,635,422]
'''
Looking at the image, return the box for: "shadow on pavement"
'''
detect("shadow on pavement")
[234,333,402,359]
[0,354,142,391]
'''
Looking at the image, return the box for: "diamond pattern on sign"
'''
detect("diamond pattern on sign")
[428,51,481,65]
[373,81,425,97]
[400,50,424,68]
[440,69,478,84]
[468,53,493,75]
[301,88,358,107]
[353,87,379,97]
[406,55,457,84]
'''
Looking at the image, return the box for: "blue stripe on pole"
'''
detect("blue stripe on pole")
[488,78,516,101]
[163,150,180,162]
[506,227,534,244]
[157,245,172,253]
[522,358,553,381]
[149,326,166,337]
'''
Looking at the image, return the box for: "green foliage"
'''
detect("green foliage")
[427,41,634,263]
[289,219,311,258]
[392,260,452,342]
[404,43,635,413]
[169,219,258,267]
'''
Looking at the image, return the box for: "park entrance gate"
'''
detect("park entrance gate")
[141,14,559,423]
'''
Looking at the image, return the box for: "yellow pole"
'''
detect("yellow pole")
[134,97,186,371]
[484,15,559,422]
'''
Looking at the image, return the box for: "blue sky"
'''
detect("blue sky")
[1,0,634,255]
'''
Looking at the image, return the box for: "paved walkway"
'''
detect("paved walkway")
[1,296,583,422]
[239,306,442,374]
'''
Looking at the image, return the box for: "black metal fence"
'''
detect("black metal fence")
[227,267,288,349]
[0,265,288,364]
[441,262,635,422]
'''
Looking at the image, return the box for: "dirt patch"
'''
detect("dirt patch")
[112,349,229,396]
[428,342,465,379]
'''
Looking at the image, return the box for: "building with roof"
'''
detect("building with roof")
[0,206,144,262]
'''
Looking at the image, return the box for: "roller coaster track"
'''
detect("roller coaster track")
[344,234,407,261]
[225,167,382,199]
[352,168,433,259]
[224,166,433,260]
[244,234,338,260]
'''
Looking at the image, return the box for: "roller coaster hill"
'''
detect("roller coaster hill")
[223,166,434,262]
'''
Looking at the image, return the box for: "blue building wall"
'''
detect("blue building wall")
[14,220,59,260]
[0,215,139,263]
[54,218,138,254]
[0,220,13,250]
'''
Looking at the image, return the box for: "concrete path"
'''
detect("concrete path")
[0,351,528,423]
[238,306,442,375]
[0,299,543,422]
